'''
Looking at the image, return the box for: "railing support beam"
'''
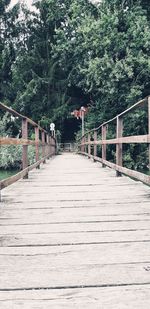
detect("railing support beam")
[35,126,40,168]
[22,118,28,179]
[116,116,123,177]
[93,130,97,161]
[102,125,107,167]
[81,136,85,153]
[50,136,53,156]
[46,134,50,158]
[42,131,46,163]
[148,96,150,170]
[88,133,91,158]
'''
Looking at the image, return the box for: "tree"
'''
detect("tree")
[1,0,150,146]
[52,0,150,127]
[0,0,21,103]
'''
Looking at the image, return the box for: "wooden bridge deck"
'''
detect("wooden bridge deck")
[0,153,150,308]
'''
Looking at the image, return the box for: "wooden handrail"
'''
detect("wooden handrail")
[0,103,57,192]
[80,97,148,139]
[0,102,47,132]
[78,96,150,185]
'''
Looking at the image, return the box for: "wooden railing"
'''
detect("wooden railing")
[78,96,150,186]
[0,102,56,193]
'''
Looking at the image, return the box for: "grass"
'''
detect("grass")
[0,169,19,181]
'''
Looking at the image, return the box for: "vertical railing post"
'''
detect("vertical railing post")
[0,183,1,202]
[81,136,85,153]
[84,136,86,154]
[51,137,54,156]
[46,134,50,158]
[51,138,54,156]
[88,133,91,158]
[102,125,107,167]
[94,130,97,159]
[81,137,83,153]
[45,134,47,157]
[148,96,150,170]
[54,138,56,155]
[42,131,46,163]
[53,138,55,155]
[55,138,57,155]
[35,126,40,168]
[22,118,28,178]
[49,136,52,156]
[116,116,123,177]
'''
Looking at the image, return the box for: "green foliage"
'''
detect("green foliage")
[0,145,39,170]
[123,145,148,171]
[0,114,41,170]
[0,145,22,169]
[0,0,150,171]
[53,0,150,124]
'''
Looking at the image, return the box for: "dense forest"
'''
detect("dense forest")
[0,0,150,169]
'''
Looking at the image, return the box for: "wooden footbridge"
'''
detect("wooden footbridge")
[0,99,150,308]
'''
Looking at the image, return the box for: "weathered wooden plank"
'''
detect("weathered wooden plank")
[1,220,150,233]
[1,203,150,217]
[1,214,150,225]
[0,221,150,235]
[0,285,150,309]
[1,192,148,205]
[2,184,148,194]
[0,261,150,290]
[0,204,150,223]
[0,229,150,247]
[0,242,149,263]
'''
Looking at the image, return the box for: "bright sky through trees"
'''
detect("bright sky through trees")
[10,0,33,9]
[10,0,100,8]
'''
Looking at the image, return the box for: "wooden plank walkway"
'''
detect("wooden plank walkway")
[0,153,150,308]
